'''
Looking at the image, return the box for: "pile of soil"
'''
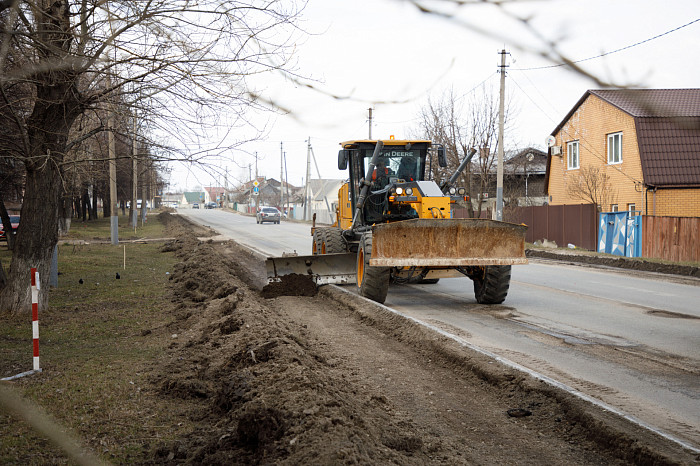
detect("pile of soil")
[143,214,694,464]
[260,274,318,299]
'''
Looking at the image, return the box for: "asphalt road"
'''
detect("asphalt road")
[180,207,700,451]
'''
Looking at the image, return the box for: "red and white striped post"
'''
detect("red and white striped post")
[31,267,40,371]
[0,268,42,381]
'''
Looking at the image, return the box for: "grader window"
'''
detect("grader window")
[362,149,422,188]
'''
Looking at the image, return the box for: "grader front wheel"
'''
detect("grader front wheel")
[473,265,511,304]
[357,233,390,304]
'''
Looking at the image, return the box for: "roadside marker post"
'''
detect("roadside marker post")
[31,268,40,371]
[1,268,43,381]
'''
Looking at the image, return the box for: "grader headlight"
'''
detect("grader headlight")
[405,187,413,196]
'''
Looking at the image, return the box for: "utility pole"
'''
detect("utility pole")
[284,152,290,218]
[304,138,312,220]
[280,142,284,208]
[368,107,373,139]
[248,163,252,212]
[254,152,259,213]
[496,49,508,221]
[108,87,118,245]
[131,112,138,230]
[105,4,118,244]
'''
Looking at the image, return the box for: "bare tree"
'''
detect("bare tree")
[0,0,304,313]
[566,166,618,211]
[416,84,510,218]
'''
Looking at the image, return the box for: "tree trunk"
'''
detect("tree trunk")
[82,188,91,221]
[59,195,72,236]
[0,196,16,251]
[1,160,64,313]
[0,82,80,313]
[91,184,98,219]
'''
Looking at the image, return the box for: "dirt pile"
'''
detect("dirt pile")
[143,214,696,465]
[150,239,438,464]
[260,274,318,299]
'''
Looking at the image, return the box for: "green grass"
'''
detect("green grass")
[0,213,193,464]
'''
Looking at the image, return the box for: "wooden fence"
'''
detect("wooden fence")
[642,216,700,263]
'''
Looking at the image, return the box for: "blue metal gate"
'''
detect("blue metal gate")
[598,211,642,257]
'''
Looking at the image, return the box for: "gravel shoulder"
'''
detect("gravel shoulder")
[149,214,698,464]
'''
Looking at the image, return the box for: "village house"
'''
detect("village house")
[545,89,700,217]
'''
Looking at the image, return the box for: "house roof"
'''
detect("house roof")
[183,192,205,203]
[308,179,345,202]
[551,89,700,188]
[205,186,225,196]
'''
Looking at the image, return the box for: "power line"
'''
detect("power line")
[509,74,642,184]
[514,18,700,71]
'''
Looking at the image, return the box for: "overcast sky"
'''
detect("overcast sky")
[167,0,700,192]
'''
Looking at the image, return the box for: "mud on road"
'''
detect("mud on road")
[149,213,697,464]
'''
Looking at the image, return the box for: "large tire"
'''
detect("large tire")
[312,228,326,255]
[473,265,511,304]
[322,228,346,254]
[357,233,390,303]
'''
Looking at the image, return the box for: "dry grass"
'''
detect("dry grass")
[0,212,190,464]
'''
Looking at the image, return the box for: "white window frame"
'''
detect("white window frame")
[628,203,636,216]
[610,204,619,212]
[567,140,579,170]
[607,132,622,164]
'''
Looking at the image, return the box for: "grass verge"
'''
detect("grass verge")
[0,213,190,464]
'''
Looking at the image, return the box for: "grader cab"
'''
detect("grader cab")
[266,138,527,304]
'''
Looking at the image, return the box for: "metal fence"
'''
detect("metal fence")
[504,204,598,250]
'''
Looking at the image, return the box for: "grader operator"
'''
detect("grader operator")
[266,138,528,305]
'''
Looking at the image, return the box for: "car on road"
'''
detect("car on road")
[192,203,200,209]
[0,215,20,241]
[204,202,218,209]
[257,207,281,224]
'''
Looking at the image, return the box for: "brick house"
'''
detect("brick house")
[545,89,700,217]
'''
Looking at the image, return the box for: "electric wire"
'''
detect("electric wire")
[509,73,643,186]
[513,18,700,71]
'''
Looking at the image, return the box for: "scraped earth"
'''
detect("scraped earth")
[148,213,697,464]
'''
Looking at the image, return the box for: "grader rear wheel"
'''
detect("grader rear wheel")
[357,233,390,304]
[473,265,511,304]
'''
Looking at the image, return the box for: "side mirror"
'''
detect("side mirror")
[437,147,447,168]
[338,150,349,170]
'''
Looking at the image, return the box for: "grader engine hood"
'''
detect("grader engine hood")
[369,218,528,267]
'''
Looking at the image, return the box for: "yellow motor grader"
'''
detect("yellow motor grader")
[266,138,527,304]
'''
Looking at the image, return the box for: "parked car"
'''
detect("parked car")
[204,202,218,209]
[0,215,20,241]
[256,207,281,224]
[192,203,200,209]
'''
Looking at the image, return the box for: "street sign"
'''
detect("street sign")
[253,180,259,187]
[253,186,259,195]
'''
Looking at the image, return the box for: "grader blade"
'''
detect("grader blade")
[266,253,357,285]
[369,218,528,267]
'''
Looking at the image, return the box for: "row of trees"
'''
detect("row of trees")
[0,0,303,313]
